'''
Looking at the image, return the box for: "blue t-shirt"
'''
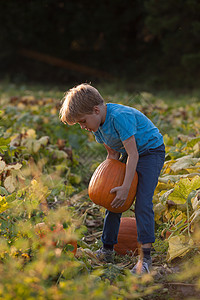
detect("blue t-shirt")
[94,103,163,155]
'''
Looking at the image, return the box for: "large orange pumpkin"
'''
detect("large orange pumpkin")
[114,217,139,255]
[88,159,138,213]
[35,222,77,255]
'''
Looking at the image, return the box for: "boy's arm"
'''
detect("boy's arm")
[110,136,139,208]
[103,143,120,160]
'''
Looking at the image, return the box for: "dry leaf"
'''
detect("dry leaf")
[5,163,22,171]
[32,140,41,153]
[167,235,194,262]
[4,175,17,193]
[70,189,88,204]
[26,129,37,139]
[0,160,6,173]
[38,136,49,146]
[153,203,166,222]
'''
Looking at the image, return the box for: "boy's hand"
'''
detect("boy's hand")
[110,186,129,208]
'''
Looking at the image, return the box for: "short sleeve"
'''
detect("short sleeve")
[94,131,104,143]
[114,113,137,141]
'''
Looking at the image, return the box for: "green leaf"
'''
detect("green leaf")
[167,151,185,160]
[160,174,185,184]
[187,136,200,147]
[159,173,200,184]
[0,195,8,213]
[0,186,9,196]
[160,189,174,204]
[170,155,200,173]
[187,190,196,206]
[168,176,200,204]
[0,145,8,152]
[0,137,11,146]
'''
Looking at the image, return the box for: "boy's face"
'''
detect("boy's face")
[76,107,102,132]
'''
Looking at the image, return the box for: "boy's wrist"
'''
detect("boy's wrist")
[121,183,131,190]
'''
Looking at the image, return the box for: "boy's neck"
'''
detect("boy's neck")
[100,104,107,126]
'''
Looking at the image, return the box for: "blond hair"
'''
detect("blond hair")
[60,83,104,125]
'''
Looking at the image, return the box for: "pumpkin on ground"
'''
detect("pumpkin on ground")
[114,217,139,256]
[34,222,77,255]
[88,158,138,213]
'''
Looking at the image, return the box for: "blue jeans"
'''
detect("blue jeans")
[101,144,165,245]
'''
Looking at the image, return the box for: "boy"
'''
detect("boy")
[60,83,165,274]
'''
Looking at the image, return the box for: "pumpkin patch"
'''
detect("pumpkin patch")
[1,86,200,298]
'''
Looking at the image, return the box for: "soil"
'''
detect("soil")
[145,261,200,300]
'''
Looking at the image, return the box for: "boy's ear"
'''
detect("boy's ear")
[93,105,100,114]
